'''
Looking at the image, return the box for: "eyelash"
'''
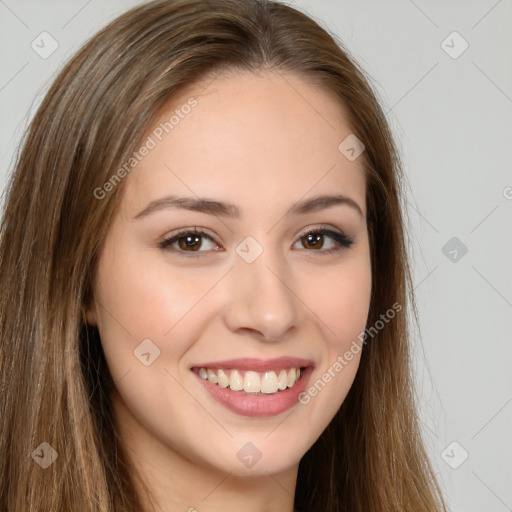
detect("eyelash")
[158,225,354,257]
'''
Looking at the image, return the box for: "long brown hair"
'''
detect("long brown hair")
[0,0,447,510]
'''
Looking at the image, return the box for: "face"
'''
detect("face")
[86,69,372,480]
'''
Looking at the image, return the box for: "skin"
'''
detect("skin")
[86,69,372,512]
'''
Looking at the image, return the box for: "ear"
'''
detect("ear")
[85,308,97,326]
[83,300,98,326]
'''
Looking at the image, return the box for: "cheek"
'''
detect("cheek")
[93,246,225,377]
[95,242,211,332]
[302,253,372,348]
[91,249,209,439]
[296,253,371,418]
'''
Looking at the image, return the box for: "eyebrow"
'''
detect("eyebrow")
[132,193,364,220]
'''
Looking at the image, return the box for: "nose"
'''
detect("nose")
[221,248,300,342]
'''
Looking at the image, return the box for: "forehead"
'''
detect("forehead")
[121,69,366,218]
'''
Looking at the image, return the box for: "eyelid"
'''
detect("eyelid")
[298,223,347,239]
[161,226,217,242]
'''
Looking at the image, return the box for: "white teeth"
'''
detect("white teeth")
[277,369,288,390]
[206,369,218,384]
[287,368,296,387]
[230,370,243,391]
[243,371,260,393]
[197,366,303,394]
[261,371,279,394]
[217,368,229,388]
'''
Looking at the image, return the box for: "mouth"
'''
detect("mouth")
[190,357,314,417]
[192,366,306,394]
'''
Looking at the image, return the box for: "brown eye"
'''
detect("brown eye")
[294,228,354,253]
[159,229,220,255]
[301,232,325,250]
[177,234,203,251]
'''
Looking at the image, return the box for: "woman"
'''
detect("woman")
[0,0,448,510]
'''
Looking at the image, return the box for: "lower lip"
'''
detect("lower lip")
[193,367,313,417]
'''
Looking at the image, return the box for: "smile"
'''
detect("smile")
[190,357,314,417]
[196,367,303,394]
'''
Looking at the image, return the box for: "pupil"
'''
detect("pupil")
[305,233,322,249]
[180,235,201,250]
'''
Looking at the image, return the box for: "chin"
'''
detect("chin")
[196,434,309,477]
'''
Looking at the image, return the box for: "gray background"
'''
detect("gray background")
[1,1,511,510]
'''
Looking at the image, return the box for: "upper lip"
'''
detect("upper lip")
[191,357,314,372]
